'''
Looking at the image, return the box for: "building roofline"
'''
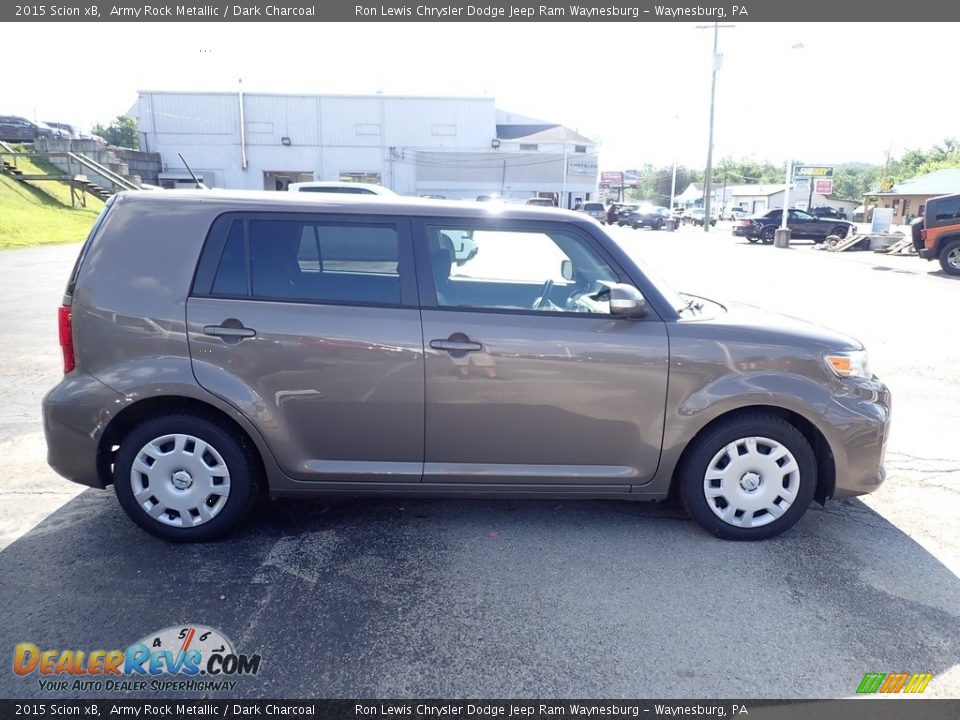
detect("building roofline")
[136,90,494,102]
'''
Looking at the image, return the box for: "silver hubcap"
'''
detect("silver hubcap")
[703,436,800,529]
[130,433,231,528]
[948,247,960,270]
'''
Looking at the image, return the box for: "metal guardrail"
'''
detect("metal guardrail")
[65,151,139,192]
[0,150,139,193]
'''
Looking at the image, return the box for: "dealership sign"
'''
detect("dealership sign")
[568,158,598,176]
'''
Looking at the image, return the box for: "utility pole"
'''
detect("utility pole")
[669,114,679,211]
[697,22,735,232]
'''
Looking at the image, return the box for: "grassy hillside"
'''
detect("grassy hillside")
[0,156,105,250]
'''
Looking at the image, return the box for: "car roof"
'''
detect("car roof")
[110,189,600,222]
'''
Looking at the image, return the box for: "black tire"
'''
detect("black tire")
[652,219,663,231]
[747,237,760,244]
[761,226,776,244]
[940,239,960,276]
[831,225,849,239]
[677,413,817,540]
[114,413,260,542]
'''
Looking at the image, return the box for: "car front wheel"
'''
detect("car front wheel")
[677,413,817,540]
[114,413,260,542]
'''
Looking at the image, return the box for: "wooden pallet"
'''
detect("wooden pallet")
[824,234,870,252]
[875,236,917,255]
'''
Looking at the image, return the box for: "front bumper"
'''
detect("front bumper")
[42,372,126,489]
[822,377,892,499]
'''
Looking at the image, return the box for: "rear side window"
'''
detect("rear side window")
[931,197,960,223]
[195,215,402,307]
[65,196,115,301]
[210,221,247,296]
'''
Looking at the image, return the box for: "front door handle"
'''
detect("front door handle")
[203,324,256,339]
[430,339,482,353]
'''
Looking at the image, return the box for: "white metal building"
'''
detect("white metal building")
[130,91,598,207]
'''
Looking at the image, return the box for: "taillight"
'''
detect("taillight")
[740,219,752,226]
[921,229,928,245]
[58,305,75,374]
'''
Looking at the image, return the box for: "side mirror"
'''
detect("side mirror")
[560,259,574,281]
[609,283,647,318]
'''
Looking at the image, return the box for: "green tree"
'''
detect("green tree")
[92,115,139,149]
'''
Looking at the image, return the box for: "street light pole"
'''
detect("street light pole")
[669,114,679,211]
[780,43,805,233]
[697,22,735,233]
[781,157,792,230]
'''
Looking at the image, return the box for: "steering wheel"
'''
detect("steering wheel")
[533,279,554,310]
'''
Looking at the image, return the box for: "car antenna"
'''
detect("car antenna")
[178,152,208,189]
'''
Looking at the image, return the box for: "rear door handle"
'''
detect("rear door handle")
[430,339,482,353]
[203,325,256,339]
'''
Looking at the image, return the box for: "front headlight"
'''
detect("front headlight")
[824,350,870,379]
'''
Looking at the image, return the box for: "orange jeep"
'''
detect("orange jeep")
[914,193,960,275]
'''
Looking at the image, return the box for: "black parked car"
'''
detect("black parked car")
[0,115,65,142]
[628,205,672,230]
[733,208,856,244]
[615,204,640,226]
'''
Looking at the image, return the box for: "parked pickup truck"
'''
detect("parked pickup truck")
[913,193,960,276]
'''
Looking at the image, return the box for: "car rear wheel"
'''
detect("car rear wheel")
[747,237,759,244]
[114,413,260,542]
[761,226,776,244]
[939,239,960,276]
[652,219,663,231]
[677,413,817,540]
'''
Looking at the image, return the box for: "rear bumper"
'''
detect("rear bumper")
[919,248,935,259]
[732,226,757,237]
[42,372,125,489]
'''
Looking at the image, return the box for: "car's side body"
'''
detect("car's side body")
[44,192,889,533]
[628,205,672,229]
[682,208,716,227]
[0,115,57,142]
[916,193,960,275]
[733,208,855,242]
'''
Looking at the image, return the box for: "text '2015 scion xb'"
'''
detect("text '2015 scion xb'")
[43,191,891,542]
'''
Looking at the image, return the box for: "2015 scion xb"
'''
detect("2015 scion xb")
[43,191,891,542]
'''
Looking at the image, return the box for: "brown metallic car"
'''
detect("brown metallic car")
[43,191,891,542]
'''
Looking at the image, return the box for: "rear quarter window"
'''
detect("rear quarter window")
[931,197,960,224]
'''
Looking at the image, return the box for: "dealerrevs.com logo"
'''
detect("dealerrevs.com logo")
[13,625,261,693]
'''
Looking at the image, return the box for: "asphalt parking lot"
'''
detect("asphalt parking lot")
[1,225,958,699]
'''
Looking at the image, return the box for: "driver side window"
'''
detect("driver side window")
[426,226,618,315]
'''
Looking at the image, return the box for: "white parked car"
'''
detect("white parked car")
[288,181,396,195]
[722,207,749,221]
